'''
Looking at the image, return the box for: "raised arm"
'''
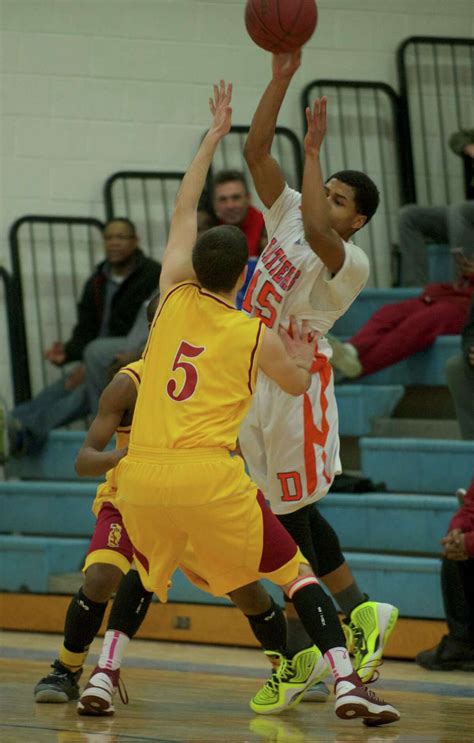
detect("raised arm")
[301,97,346,274]
[258,317,317,396]
[75,374,137,478]
[159,81,233,296]
[243,52,301,209]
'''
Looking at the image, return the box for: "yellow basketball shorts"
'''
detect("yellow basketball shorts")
[114,447,303,602]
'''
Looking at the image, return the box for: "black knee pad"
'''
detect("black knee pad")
[309,506,345,576]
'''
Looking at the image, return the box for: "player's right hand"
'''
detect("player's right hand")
[272,50,302,80]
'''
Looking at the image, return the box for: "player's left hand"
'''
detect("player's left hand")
[442,530,468,560]
[208,80,233,140]
[304,97,327,156]
[278,316,319,371]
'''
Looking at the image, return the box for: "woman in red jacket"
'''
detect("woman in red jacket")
[417,478,474,671]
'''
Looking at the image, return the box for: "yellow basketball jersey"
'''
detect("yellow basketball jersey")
[132,282,265,451]
[92,359,144,516]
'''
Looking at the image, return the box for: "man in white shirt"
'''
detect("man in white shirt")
[240,50,398,702]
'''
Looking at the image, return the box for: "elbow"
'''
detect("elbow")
[244,142,260,167]
[75,456,85,478]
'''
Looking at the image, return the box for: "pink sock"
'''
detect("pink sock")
[324,646,354,680]
[98,630,130,671]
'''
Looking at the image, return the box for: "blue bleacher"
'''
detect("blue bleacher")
[361,437,474,493]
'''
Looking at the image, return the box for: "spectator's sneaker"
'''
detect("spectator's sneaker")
[334,671,400,726]
[77,666,128,716]
[349,602,398,682]
[301,679,330,703]
[34,659,81,703]
[416,635,474,671]
[250,647,328,715]
[0,399,8,464]
[327,336,362,378]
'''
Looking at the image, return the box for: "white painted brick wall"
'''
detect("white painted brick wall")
[1,0,473,403]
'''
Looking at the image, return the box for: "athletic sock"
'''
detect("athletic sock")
[107,569,153,638]
[333,584,366,618]
[325,647,355,680]
[246,598,287,655]
[288,575,347,655]
[98,630,130,671]
[60,588,107,672]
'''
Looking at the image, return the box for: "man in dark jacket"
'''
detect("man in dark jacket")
[0,218,160,459]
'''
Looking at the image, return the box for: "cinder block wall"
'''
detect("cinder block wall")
[1,0,472,402]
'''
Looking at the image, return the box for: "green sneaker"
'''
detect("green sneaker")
[250,647,328,715]
[349,601,399,682]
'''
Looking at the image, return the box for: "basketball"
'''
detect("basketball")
[245,0,318,54]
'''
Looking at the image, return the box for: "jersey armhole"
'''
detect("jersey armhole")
[248,320,266,393]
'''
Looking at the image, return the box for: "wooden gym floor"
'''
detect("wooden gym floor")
[1,631,473,743]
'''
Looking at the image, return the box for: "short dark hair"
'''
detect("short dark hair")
[211,170,249,197]
[104,217,137,236]
[327,170,380,224]
[192,225,248,293]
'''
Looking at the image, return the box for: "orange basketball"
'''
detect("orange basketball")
[245,0,318,53]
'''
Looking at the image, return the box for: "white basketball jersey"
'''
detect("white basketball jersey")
[241,185,369,346]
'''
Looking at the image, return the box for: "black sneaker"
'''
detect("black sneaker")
[416,635,474,671]
[34,659,82,702]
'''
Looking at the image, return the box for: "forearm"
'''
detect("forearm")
[175,132,221,215]
[75,447,116,477]
[302,151,332,237]
[244,77,292,160]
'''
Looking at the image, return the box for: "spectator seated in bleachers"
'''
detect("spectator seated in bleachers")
[416,478,474,671]
[0,219,160,461]
[328,254,474,380]
[199,169,267,308]
[397,128,474,287]
[445,294,474,440]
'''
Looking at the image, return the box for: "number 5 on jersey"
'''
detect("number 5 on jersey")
[167,341,205,402]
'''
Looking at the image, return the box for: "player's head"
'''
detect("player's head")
[192,225,248,294]
[103,218,138,266]
[146,291,160,326]
[325,171,380,238]
[211,170,251,226]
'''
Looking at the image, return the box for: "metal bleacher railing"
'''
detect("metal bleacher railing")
[9,216,105,402]
[301,80,409,288]
[0,266,22,405]
[103,126,303,263]
[397,36,474,206]
[103,171,184,263]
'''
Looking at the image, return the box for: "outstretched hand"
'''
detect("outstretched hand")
[278,316,318,372]
[208,80,233,140]
[304,97,327,156]
[272,50,302,80]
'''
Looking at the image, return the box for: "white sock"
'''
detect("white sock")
[98,630,130,671]
[324,647,354,680]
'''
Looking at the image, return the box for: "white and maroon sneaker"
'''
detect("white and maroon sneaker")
[334,671,400,726]
[77,666,128,716]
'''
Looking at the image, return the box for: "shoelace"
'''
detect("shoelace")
[118,676,129,705]
[354,656,383,681]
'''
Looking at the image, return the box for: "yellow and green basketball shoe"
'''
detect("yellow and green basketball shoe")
[349,601,399,682]
[250,646,328,715]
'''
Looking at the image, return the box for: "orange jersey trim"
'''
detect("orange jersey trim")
[248,320,265,393]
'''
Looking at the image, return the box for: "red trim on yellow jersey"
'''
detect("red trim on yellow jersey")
[120,366,141,386]
[248,320,265,394]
